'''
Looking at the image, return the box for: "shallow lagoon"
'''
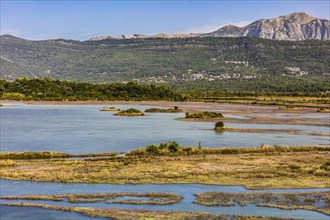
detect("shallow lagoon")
[0,205,109,220]
[0,179,329,220]
[1,103,329,153]
[1,103,329,219]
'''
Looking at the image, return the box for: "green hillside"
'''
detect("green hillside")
[1,35,329,94]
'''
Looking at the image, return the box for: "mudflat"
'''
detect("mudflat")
[19,100,330,127]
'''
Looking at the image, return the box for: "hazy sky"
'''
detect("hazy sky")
[1,0,329,40]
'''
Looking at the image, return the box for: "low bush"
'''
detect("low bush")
[145,107,183,113]
[146,144,160,155]
[186,112,224,119]
[114,108,144,116]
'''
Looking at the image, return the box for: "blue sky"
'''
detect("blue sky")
[1,0,329,40]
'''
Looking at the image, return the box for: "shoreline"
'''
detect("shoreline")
[0,202,297,220]
[2,100,329,127]
[1,177,330,190]
[1,99,329,110]
[1,100,328,114]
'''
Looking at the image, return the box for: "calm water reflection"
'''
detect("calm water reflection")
[1,103,329,154]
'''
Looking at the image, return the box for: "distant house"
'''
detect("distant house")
[285,67,308,76]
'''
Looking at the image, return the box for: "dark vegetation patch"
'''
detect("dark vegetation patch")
[145,106,183,113]
[128,143,330,156]
[0,78,184,101]
[114,108,145,116]
[194,191,330,215]
[185,111,224,119]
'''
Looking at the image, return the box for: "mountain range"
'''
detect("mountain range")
[89,12,329,41]
[0,12,329,92]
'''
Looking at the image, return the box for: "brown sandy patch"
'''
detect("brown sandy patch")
[13,100,329,127]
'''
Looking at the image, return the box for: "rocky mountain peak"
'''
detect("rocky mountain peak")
[85,12,328,41]
[204,12,329,40]
[279,12,316,24]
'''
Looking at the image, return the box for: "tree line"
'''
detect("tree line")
[0,78,184,101]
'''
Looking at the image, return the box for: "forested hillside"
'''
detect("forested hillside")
[1,35,329,94]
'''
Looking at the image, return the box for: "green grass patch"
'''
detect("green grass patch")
[114,108,145,116]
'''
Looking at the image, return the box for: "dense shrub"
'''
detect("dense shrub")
[215,121,224,128]
[168,142,179,152]
[145,107,183,113]
[159,142,168,150]
[114,108,144,116]
[146,144,160,155]
[128,144,330,156]
[186,112,224,119]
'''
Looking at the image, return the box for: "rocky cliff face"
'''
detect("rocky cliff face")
[89,33,200,41]
[204,12,329,40]
[88,13,328,41]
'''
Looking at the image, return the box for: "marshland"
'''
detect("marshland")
[194,191,330,215]
[0,101,329,220]
[1,2,330,218]
[0,192,183,205]
[2,203,301,220]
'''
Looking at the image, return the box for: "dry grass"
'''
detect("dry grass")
[0,192,183,205]
[1,146,329,189]
[0,159,16,166]
[0,151,120,160]
[99,106,120,111]
[2,202,297,220]
[128,145,330,156]
[194,95,330,108]
[21,96,330,108]
[317,108,330,113]
[278,106,301,111]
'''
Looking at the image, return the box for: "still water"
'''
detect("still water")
[1,103,329,154]
[0,205,108,220]
[1,179,329,220]
[1,103,329,219]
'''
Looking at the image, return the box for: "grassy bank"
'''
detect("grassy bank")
[127,144,330,156]
[1,192,182,205]
[194,191,330,215]
[0,151,121,160]
[1,145,329,189]
[1,203,298,220]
